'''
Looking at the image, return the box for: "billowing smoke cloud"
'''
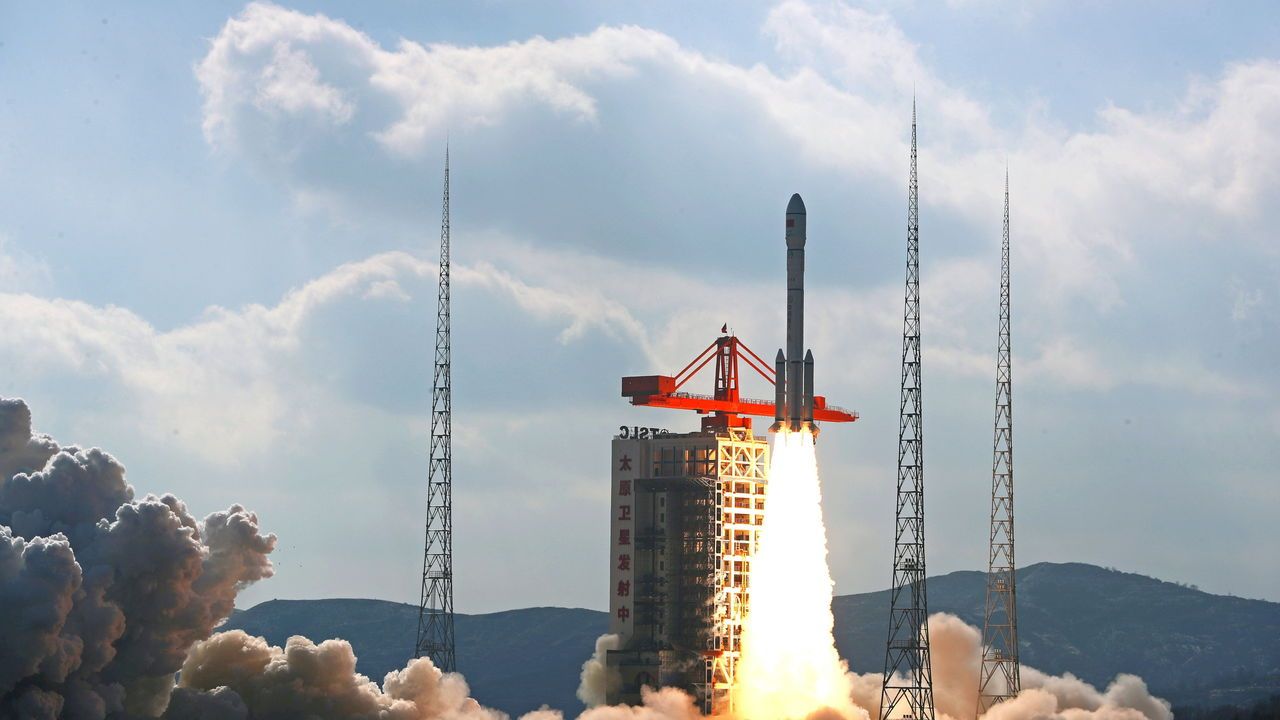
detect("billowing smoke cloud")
[168,623,704,720]
[167,631,507,720]
[169,627,697,720]
[0,397,277,719]
[851,614,1172,720]
[576,688,702,720]
[577,612,1171,720]
[577,634,620,708]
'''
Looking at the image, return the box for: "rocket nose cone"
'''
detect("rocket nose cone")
[786,193,806,248]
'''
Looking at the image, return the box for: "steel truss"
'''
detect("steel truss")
[978,171,1020,715]
[415,148,456,671]
[881,100,936,720]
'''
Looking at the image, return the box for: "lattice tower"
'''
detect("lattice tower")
[977,170,1019,714]
[415,147,456,671]
[881,99,936,720]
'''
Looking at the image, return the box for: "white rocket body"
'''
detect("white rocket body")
[773,193,816,434]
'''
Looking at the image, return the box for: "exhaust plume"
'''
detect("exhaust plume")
[734,428,859,720]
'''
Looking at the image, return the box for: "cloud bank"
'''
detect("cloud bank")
[4,0,1279,609]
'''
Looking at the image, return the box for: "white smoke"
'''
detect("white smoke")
[168,631,508,720]
[845,613,1173,720]
[577,688,703,720]
[575,613,1172,720]
[577,633,620,707]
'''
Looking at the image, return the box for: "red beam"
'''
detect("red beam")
[628,395,858,423]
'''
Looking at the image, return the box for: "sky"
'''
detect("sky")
[0,1,1278,614]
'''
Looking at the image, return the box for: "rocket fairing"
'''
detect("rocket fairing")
[771,193,818,435]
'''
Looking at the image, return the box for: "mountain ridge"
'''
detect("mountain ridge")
[223,562,1280,717]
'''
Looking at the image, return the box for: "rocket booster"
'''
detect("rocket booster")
[772,193,817,434]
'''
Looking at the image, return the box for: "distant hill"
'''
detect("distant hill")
[831,563,1280,706]
[223,563,1280,716]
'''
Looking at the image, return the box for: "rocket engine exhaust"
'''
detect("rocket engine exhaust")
[772,193,817,436]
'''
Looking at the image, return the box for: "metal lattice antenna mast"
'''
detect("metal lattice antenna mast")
[978,168,1019,715]
[415,146,456,671]
[881,99,936,720]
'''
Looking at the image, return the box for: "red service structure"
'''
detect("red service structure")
[621,332,858,433]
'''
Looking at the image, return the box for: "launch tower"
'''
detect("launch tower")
[607,423,767,714]
[881,101,936,720]
[977,172,1020,713]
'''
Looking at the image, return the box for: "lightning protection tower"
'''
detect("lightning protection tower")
[881,100,936,720]
[977,171,1019,714]
[415,147,456,671]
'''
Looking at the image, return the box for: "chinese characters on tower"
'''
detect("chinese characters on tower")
[610,446,638,638]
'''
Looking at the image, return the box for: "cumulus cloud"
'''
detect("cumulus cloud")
[0,248,659,464]
[184,3,1280,488]
[195,0,1280,313]
[197,2,677,155]
[5,0,1278,609]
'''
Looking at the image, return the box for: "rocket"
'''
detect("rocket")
[771,193,817,435]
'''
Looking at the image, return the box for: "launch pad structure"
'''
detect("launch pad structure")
[607,425,768,714]
[594,136,1019,717]
[414,142,1020,717]
[607,197,856,715]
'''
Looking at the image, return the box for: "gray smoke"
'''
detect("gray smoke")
[0,397,277,719]
[163,686,248,720]
[578,613,1172,720]
[0,397,565,720]
[849,613,1173,720]
[167,630,533,720]
[576,688,702,720]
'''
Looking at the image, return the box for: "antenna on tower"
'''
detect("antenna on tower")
[978,168,1019,714]
[881,97,936,720]
[415,145,456,671]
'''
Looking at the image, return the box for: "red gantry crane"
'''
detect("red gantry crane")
[621,329,858,433]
